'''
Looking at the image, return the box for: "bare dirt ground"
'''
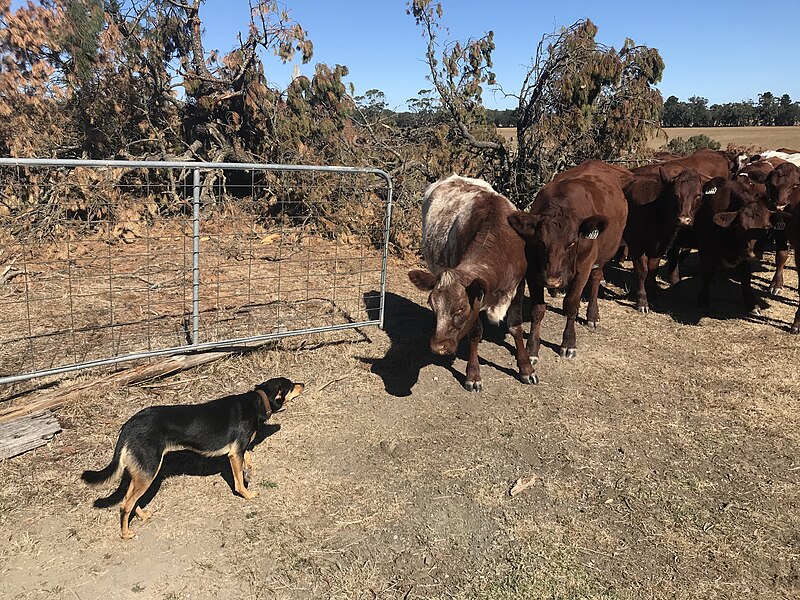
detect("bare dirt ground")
[1,249,799,599]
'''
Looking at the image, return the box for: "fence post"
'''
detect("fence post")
[192,168,201,345]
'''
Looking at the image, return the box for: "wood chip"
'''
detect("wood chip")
[509,474,538,496]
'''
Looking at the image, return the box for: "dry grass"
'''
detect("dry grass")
[1,251,800,599]
[496,126,800,155]
[648,126,800,152]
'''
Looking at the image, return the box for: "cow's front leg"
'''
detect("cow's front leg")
[736,260,759,314]
[527,273,546,361]
[631,252,650,313]
[770,247,790,296]
[666,247,681,285]
[464,317,483,392]
[507,281,537,384]
[585,264,604,327]
[560,266,591,358]
[697,250,714,311]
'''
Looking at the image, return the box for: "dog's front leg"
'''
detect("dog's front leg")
[229,451,258,500]
[243,450,254,484]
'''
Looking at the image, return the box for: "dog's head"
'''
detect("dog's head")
[255,377,305,419]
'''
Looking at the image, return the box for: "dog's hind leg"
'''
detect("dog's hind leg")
[119,470,156,539]
[229,450,258,500]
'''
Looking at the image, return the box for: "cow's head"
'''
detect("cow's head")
[508,210,607,290]
[712,200,775,264]
[662,167,703,226]
[766,162,800,210]
[408,268,486,355]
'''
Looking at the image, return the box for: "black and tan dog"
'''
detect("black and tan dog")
[82,377,304,539]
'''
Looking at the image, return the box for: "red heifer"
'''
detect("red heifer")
[623,168,704,313]
[668,178,778,314]
[633,149,739,181]
[408,175,537,391]
[765,162,800,296]
[507,160,630,359]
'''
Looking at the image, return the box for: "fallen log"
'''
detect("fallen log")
[0,345,267,424]
[0,410,61,459]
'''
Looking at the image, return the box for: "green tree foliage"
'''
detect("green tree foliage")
[666,134,721,155]
[660,93,800,127]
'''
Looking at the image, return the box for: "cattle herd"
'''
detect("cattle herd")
[409,148,800,390]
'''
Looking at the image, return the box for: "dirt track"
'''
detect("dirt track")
[1,254,799,599]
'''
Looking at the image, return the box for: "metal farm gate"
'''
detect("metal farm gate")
[0,159,393,385]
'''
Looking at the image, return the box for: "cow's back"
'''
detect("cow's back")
[421,175,515,273]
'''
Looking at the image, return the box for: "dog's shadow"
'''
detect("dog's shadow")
[91,423,281,511]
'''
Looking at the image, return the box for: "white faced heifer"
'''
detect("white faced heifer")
[408,175,536,391]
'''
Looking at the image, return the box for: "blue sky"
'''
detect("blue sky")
[197,0,800,110]
[7,1,798,110]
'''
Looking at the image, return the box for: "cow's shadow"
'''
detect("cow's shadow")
[605,254,795,330]
[361,291,519,396]
[91,423,281,511]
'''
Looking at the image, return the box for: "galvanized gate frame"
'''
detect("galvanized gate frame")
[0,159,393,385]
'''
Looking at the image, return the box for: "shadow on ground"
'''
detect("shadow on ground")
[603,255,796,331]
[362,291,521,396]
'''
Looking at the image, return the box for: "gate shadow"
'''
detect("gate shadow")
[91,423,281,511]
[361,291,517,397]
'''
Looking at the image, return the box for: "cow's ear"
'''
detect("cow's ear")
[659,166,676,184]
[703,177,725,195]
[713,211,738,228]
[466,278,486,304]
[507,211,540,236]
[408,269,436,291]
[579,215,608,239]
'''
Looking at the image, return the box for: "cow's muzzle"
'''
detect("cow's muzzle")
[544,276,563,289]
[678,215,693,226]
[430,338,456,355]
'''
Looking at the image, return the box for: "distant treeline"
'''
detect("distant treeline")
[386,93,800,129]
[661,94,800,127]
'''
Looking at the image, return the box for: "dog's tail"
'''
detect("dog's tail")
[81,439,125,486]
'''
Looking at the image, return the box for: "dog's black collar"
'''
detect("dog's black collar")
[255,388,273,420]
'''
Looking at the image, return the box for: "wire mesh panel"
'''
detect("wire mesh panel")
[0,160,392,384]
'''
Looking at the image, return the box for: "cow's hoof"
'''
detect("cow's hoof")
[769,286,782,297]
[790,324,800,335]
[748,307,762,317]
[637,305,649,314]
[586,320,599,329]
[559,347,577,359]
[464,380,483,392]
[519,372,539,385]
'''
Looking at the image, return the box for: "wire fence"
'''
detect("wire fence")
[0,159,392,385]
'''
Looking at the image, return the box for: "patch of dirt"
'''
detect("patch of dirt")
[1,252,799,599]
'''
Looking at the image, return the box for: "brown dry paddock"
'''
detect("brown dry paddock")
[0,250,799,599]
[496,126,800,154]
